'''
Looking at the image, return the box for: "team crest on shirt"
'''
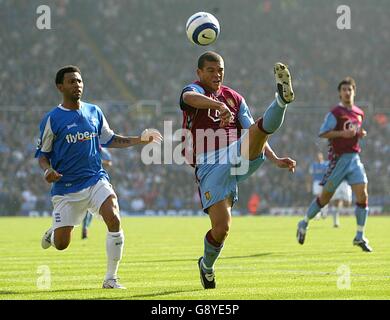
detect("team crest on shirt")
[344,120,359,131]
[66,122,78,130]
[208,109,221,122]
[205,191,211,200]
[226,98,235,108]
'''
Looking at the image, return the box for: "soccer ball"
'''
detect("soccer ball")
[186,12,220,46]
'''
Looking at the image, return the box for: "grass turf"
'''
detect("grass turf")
[0,216,389,300]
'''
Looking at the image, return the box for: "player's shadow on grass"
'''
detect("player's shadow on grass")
[0,291,16,295]
[0,288,96,295]
[131,289,204,299]
[88,289,204,300]
[134,252,273,264]
[221,252,273,260]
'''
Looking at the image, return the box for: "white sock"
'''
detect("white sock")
[357,225,365,232]
[105,230,124,281]
[275,92,288,108]
[50,231,55,248]
[333,212,339,225]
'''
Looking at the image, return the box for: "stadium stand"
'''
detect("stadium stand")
[1,0,389,215]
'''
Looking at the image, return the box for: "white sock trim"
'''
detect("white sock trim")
[50,232,55,248]
[357,225,365,232]
[107,229,123,237]
[275,92,288,108]
[202,260,213,272]
[105,229,124,281]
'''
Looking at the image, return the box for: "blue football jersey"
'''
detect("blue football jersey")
[35,102,115,196]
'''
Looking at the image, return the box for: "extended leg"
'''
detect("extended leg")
[241,63,294,161]
[100,195,126,288]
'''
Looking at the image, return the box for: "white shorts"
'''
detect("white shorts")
[51,179,116,230]
[332,180,352,202]
[312,181,323,196]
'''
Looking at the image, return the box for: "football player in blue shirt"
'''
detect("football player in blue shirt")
[36,66,162,289]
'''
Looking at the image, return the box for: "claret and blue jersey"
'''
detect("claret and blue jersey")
[179,81,267,212]
[35,102,115,196]
[180,81,255,163]
[319,104,364,159]
[318,104,367,190]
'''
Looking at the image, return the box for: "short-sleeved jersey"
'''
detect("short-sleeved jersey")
[35,102,115,196]
[179,81,254,165]
[310,161,329,181]
[319,104,364,159]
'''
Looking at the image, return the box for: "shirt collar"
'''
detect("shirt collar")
[57,101,83,111]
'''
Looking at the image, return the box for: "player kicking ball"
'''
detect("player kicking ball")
[296,77,372,252]
[36,66,162,289]
[180,51,296,289]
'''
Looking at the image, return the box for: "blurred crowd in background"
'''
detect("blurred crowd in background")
[1,0,389,215]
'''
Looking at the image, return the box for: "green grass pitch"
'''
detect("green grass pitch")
[1,216,390,300]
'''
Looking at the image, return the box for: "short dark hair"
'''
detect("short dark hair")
[55,65,81,85]
[338,77,356,91]
[198,51,223,69]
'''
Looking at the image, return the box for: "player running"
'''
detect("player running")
[180,51,296,289]
[36,66,162,289]
[296,77,372,252]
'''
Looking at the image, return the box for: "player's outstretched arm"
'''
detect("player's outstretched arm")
[107,129,163,148]
[182,91,223,110]
[264,142,296,173]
